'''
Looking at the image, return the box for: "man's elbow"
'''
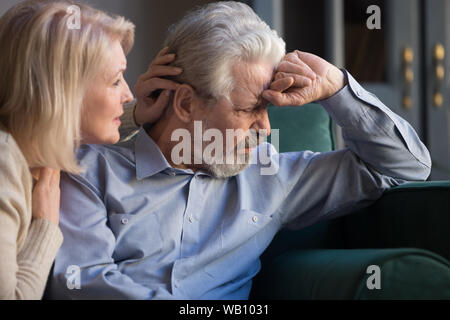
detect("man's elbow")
[415,147,432,181]
[415,162,432,181]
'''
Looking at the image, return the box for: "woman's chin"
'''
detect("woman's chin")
[105,131,120,145]
[83,130,120,145]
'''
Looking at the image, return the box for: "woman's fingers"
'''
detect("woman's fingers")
[156,46,169,57]
[139,47,181,81]
[32,167,61,225]
[152,53,176,66]
[137,90,172,124]
[140,65,182,81]
[151,90,172,116]
[134,46,183,125]
[136,78,180,99]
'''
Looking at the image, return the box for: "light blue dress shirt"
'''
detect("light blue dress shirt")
[47,72,431,299]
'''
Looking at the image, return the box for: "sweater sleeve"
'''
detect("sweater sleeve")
[0,136,63,300]
[119,100,139,141]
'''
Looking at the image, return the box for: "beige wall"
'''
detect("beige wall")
[0,0,215,94]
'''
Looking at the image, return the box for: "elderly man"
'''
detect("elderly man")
[48,2,431,299]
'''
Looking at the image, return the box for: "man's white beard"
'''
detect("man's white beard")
[203,152,252,178]
[196,132,258,179]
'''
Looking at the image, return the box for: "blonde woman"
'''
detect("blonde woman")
[0,0,180,299]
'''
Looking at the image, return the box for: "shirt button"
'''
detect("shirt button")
[252,215,258,223]
[188,216,194,223]
[170,171,176,176]
[121,218,129,225]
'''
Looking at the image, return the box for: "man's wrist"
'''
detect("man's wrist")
[328,68,347,98]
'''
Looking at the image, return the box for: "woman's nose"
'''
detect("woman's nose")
[122,81,134,104]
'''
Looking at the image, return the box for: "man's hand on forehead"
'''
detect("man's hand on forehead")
[262,50,346,107]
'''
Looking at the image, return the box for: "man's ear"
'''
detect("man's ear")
[172,84,197,123]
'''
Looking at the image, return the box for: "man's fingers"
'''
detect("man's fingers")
[275,72,312,88]
[277,61,316,80]
[262,90,292,107]
[284,53,316,76]
[269,77,294,92]
[262,89,307,107]
[294,51,325,70]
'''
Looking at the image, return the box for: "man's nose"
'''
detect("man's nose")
[253,109,271,137]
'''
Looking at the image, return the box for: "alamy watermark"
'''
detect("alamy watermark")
[170,121,280,176]
[366,264,381,290]
[66,264,81,290]
[66,5,81,30]
[366,5,381,30]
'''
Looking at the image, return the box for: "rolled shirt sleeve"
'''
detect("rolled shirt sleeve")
[275,70,431,230]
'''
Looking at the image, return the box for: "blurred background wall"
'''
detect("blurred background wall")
[0,0,216,94]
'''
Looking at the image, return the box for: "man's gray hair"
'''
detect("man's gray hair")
[164,1,286,101]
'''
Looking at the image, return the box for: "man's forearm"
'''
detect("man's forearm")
[319,70,431,181]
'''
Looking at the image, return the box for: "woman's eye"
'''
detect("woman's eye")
[113,79,121,86]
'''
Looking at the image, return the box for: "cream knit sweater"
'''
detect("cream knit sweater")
[0,101,138,299]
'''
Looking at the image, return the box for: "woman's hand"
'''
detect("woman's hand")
[134,47,183,126]
[31,168,60,226]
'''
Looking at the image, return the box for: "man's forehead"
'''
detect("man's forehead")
[231,61,274,101]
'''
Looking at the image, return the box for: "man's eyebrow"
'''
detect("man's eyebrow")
[256,96,270,107]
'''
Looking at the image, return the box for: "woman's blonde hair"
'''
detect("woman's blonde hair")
[0,0,134,173]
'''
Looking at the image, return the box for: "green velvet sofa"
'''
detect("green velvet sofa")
[249,104,450,300]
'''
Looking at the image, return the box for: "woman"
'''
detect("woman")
[0,0,180,299]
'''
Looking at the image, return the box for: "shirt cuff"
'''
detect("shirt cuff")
[318,71,368,128]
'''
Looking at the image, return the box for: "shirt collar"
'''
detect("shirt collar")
[135,127,172,180]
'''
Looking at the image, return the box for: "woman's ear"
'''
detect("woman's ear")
[172,84,197,123]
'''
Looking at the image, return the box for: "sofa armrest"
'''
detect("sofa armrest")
[342,181,450,260]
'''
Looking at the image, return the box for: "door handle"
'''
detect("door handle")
[433,43,445,107]
[402,47,414,109]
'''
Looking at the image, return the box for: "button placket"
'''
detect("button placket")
[179,175,204,257]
